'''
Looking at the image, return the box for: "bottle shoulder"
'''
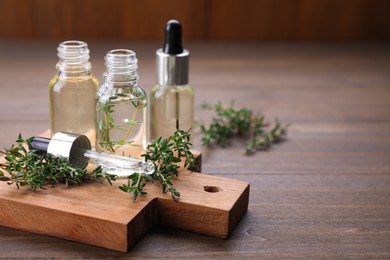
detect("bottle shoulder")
[97,83,147,104]
[151,84,193,95]
[49,73,99,90]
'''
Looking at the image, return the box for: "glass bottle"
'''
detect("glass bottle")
[96,49,147,156]
[49,40,99,144]
[150,20,194,140]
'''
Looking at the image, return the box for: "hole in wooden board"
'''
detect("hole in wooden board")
[203,186,221,193]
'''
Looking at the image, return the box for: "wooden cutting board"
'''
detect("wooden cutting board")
[0,133,249,252]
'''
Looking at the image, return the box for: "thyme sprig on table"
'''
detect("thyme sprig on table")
[120,126,198,202]
[199,102,289,155]
[0,134,116,191]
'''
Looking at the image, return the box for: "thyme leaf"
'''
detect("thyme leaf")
[199,101,289,155]
[119,126,197,201]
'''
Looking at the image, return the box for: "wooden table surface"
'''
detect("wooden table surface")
[0,41,389,259]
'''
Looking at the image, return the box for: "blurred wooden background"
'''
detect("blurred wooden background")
[0,0,389,41]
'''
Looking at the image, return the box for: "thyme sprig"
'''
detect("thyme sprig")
[245,118,288,155]
[0,134,116,191]
[1,130,196,203]
[200,101,289,155]
[97,93,146,153]
[120,126,197,202]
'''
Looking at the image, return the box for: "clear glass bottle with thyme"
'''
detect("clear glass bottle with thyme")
[96,49,148,156]
[49,40,99,144]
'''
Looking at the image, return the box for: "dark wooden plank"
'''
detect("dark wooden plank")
[1,0,389,40]
[0,174,389,259]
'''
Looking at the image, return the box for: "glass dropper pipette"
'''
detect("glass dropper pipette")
[29,132,154,177]
[83,149,154,176]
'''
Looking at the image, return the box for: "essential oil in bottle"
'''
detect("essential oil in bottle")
[49,40,99,144]
[150,20,194,140]
[96,49,148,156]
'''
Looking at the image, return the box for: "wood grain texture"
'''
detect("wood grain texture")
[0,163,249,252]
[0,41,390,258]
[0,0,389,41]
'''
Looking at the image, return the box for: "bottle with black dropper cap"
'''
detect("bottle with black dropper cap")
[150,20,194,140]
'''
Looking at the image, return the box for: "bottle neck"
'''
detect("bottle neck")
[56,40,92,76]
[104,49,139,87]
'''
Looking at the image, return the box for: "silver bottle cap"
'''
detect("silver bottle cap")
[156,48,189,86]
[47,132,91,169]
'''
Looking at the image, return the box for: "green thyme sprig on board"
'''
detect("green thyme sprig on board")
[120,126,198,202]
[1,130,196,203]
[0,134,116,191]
[199,101,289,155]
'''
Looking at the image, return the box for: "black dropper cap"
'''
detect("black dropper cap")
[28,132,91,169]
[156,20,189,86]
[29,136,50,154]
[163,20,183,55]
